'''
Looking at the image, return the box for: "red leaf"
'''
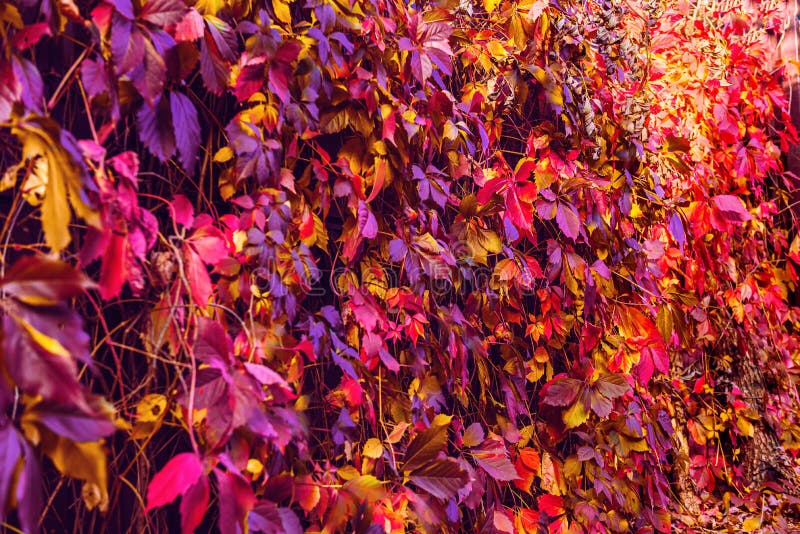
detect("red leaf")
[1,256,91,304]
[235,55,266,102]
[217,470,256,534]
[187,224,228,265]
[538,494,565,517]
[179,477,209,534]
[98,232,128,300]
[183,246,213,307]
[11,23,51,51]
[593,374,630,399]
[146,452,204,511]
[540,376,582,407]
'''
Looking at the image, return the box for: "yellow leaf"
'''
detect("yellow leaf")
[363,438,384,459]
[443,120,459,141]
[136,394,167,423]
[45,437,108,511]
[563,401,589,429]
[486,40,507,59]
[742,517,761,532]
[736,417,755,438]
[246,458,264,478]
[483,0,501,12]
[213,146,234,163]
[273,0,293,24]
[13,117,99,252]
[343,475,385,502]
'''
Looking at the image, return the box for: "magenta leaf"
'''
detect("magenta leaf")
[170,195,195,228]
[712,194,752,223]
[145,452,205,511]
[138,0,187,27]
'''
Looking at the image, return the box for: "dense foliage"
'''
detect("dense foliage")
[1,0,800,532]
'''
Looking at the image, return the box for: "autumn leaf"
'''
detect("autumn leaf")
[12,117,99,252]
[402,415,451,473]
[408,458,469,500]
[146,452,205,511]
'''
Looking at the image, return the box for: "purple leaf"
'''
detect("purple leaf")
[81,57,109,98]
[130,38,167,104]
[136,95,176,161]
[30,401,116,442]
[11,57,43,112]
[170,91,200,174]
[0,422,22,524]
[200,38,230,94]
[110,15,145,74]
[15,440,41,534]
[471,437,520,481]
[111,0,135,19]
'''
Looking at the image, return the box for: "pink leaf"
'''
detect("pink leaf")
[187,225,228,265]
[555,202,580,240]
[146,452,205,511]
[357,200,378,239]
[170,195,195,228]
[173,8,205,41]
[712,195,751,223]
